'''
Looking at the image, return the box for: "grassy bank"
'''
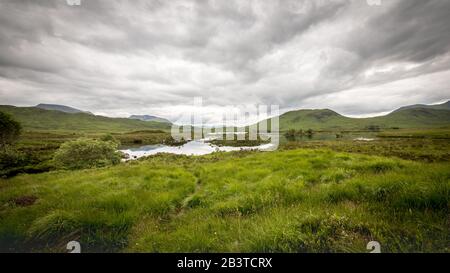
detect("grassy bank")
[282,138,450,162]
[1,149,448,252]
[377,128,450,139]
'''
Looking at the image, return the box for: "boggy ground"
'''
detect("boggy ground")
[0,148,448,253]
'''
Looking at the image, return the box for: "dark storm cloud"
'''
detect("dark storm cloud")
[0,0,449,121]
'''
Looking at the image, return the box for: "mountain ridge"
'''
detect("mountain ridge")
[129,115,171,123]
[35,104,93,115]
[393,100,450,113]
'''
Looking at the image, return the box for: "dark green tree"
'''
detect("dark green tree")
[366,125,381,132]
[0,111,22,151]
[284,129,297,141]
[305,129,314,138]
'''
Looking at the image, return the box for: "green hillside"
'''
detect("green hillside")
[268,103,450,131]
[277,109,363,131]
[0,105,171,133]
[368,108,450,129]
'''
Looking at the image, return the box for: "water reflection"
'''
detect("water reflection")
[120,140,275,159]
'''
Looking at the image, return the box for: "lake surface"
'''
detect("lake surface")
[120,140,276,159]
[120,132,377,159]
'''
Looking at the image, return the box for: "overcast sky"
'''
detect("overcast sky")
[0,0,449,124]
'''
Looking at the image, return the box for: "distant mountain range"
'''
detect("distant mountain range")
[36,104,93,115]
[129,115,171,123]
[0,101,449,132]
[36,104,171,124]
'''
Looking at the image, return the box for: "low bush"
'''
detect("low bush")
[53,138,122,170]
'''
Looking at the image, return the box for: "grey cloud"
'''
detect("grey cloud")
[355,0,450,63]
[330,0,450,87]
[0,0,449,119]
